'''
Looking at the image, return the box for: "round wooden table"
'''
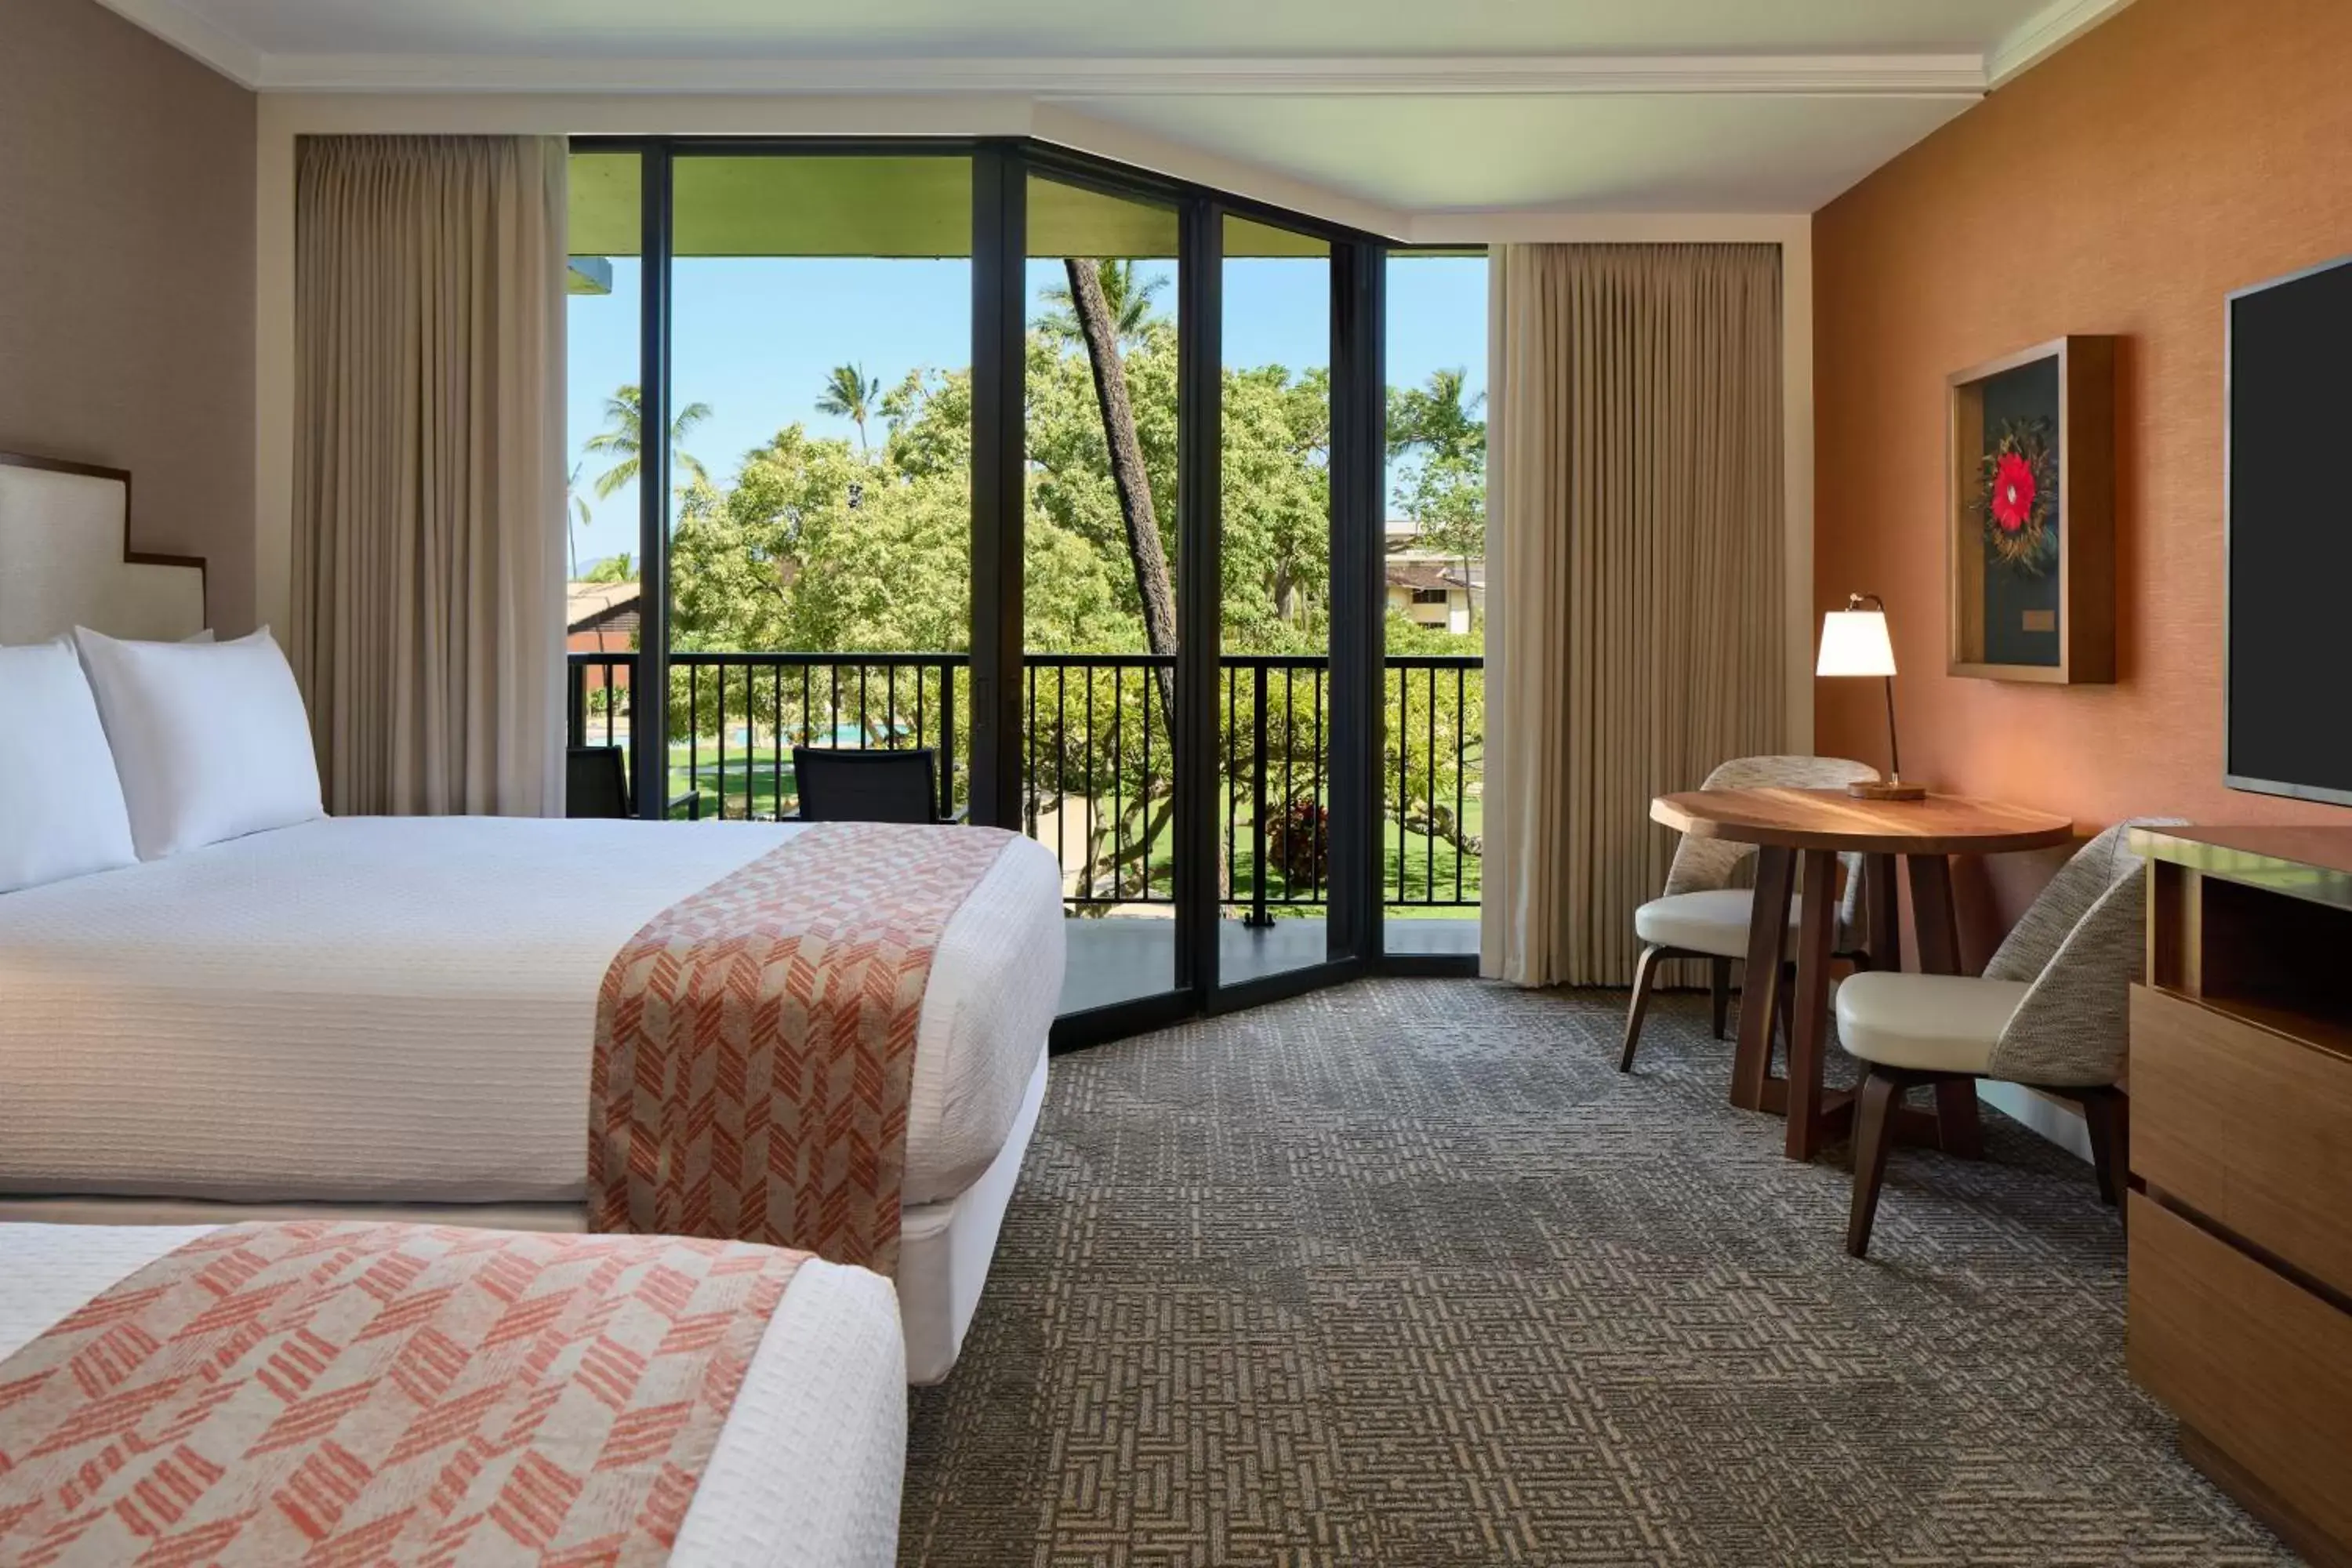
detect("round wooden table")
[1649,787,2074,1161]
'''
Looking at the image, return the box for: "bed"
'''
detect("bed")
[0,1220,907,1566]
[0,452,1064,1385]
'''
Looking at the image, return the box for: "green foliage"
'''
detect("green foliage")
[815,363,881,452]
[1387,368,1488,626]
[581,317,1485,909]
[580,551,634,583]
[584,385,713,499]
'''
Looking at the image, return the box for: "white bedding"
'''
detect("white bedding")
[0,815,1063,1210]
[0,1222,906,1568]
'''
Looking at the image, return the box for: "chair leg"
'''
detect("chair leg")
[1619,945,1665,1074]
[1709,957,1732,1040]
[2078,1088,2129,1208]
[1847,1069,1905,1258]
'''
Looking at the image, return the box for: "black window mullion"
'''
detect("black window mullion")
[633,142,673,820]
[969,143,1027,830]
[1174,198,1224,1000]
[1327,239,1385,959]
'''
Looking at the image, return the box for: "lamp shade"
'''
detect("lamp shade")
[1817,610,1896,678]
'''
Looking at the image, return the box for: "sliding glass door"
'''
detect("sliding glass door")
[1022,174,1189,1018]
[665,151,975,823]
[564,136,1416,1049]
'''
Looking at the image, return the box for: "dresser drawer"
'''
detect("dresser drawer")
[2130,983,2352,1295]
[2128,1194,2352,1550]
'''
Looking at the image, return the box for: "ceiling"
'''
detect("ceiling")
[98,0,2136,220]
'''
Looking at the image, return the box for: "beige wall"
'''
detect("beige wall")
[1814,0,2352,964]
[0,0,257,632]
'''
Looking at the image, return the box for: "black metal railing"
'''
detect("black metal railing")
[566,648,1483,911]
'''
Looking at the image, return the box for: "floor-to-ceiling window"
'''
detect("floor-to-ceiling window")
[564,137,1433,1044]
[1218,216,1339,985]
[1022,175,1188,1015]
[1381,249,1487,960]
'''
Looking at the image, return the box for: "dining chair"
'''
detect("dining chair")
[1835,817,2187,1258]
[792,746,959,825]
[1620,753,1882,1073]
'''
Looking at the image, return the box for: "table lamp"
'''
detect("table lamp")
[1817,593,1925,801]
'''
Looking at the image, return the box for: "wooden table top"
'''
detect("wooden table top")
[1650,787,2075,855]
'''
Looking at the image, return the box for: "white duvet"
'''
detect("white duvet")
[0,1222,906,1568]
[0,816,1063,1210]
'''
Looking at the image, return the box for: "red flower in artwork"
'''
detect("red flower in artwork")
[1991,452,2037,532]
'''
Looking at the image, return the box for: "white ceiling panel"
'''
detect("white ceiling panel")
[126,0,2060,60]
[1068,94,1976,213]
[90,0,2135,217]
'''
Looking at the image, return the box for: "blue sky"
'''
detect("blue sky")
[565,252,1486,572]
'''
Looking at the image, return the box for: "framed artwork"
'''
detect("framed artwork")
[1946,335,2116,683]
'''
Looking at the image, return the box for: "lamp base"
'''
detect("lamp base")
[1849,779,1928,802]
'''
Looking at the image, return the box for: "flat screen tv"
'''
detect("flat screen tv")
[2227,252,2352,805]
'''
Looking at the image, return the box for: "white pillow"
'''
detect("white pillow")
[0,641,140,893]
[74,626,324,860]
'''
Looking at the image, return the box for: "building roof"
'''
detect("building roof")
[1384,559,1468,593]
[566,580,639,631]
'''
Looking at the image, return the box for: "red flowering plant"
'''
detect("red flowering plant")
[1265,796,1330,888]
[1977,417,2060,575]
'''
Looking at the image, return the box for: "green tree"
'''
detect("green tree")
[815,363,881,453]
[582,551,634,583]
[1387,368,1486,631]
[583,385,713,499]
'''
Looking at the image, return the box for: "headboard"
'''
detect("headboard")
[0,452,207,644]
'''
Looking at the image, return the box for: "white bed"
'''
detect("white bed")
[0,1221,907,1568]
[0,815,1063,1383]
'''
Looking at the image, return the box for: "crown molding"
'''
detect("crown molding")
[247,51,1987,98]
[89,0,264,86]
[1987,0,2136,86]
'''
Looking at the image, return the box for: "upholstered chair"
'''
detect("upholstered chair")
[1835,817,2187,1258]
[1620,754,1882,1073]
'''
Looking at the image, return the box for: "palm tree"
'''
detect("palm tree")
[815,363,881,452]
[1058,258,1176,728]
[563,463,592,580]
[1038,260,1167,347]
[583,385,712,501]
[583,551,634,584]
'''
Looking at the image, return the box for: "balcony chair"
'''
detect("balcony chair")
[564,744,702,821]
[792,746,960,826]
[1620,753,1882,1075]
[1837,817,2185,1258]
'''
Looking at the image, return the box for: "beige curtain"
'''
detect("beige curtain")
[293,135,568,816]
[1481,244,1785,987]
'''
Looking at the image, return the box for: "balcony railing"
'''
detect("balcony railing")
[567,649,1482,914]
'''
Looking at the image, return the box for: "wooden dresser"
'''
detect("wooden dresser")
[2129,826,2352,1566]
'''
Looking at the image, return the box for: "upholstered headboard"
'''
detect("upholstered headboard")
[0,453,207,644]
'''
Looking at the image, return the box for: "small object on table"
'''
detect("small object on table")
[1816,595,1926,801]
[1649,786,2074,1162]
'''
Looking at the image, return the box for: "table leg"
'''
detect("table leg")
[1730,844,1795,1112]
[1784,848,1840,1162]
[1904,853,1984,1159]
[1904,855,1962,975]
[1864,853,1900,971]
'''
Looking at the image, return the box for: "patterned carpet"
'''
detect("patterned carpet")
[900,979,2288,1566]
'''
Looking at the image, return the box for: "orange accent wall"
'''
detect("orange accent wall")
[1813,0,2352,957]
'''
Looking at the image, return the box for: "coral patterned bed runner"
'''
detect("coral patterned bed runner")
[590,820,1019,1276]
[0,1220,805,1566]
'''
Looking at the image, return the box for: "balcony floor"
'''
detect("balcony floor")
[1060,914,1477,1014]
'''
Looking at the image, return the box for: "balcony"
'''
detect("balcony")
[568,649,1483,1007]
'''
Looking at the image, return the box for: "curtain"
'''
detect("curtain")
[1480,244,1785,987]
[293,135,568,817]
